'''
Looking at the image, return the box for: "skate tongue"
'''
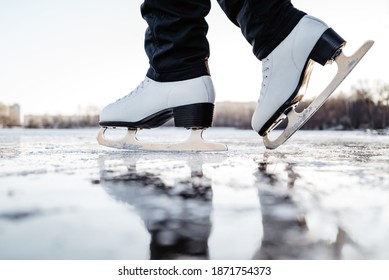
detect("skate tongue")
[261,57,271,91]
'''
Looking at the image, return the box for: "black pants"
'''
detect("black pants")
[141,0,305,82]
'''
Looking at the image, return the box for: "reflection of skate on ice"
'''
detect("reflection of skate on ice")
[97,76,227,151]
[252,15,374,149]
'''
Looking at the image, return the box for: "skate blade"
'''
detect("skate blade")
[96,127,228,152]
[264,40,374,150]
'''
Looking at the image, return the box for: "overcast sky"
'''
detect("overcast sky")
[1,0,388,115]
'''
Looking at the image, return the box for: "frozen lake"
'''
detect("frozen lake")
[0,127,388,259]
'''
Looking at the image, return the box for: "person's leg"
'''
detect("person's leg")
[218,0,346,136]
[217,0,305,60]
[99,0,218,141]
[141,0,211,82]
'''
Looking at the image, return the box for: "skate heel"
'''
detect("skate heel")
[173,103,214,128]
[310,28,346,66]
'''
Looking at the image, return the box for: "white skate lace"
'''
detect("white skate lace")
[116,78,150,102]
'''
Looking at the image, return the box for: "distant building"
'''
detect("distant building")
[0,102,22,127]
[9,104,21,126]
[0,103,9,117]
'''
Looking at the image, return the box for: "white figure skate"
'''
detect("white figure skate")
[97,76,227,151]
[251,15,374,149]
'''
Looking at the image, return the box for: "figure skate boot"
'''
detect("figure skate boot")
[97,76,227,151]
[252,15,374,149]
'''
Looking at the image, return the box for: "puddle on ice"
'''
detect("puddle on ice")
[0,128,388,259]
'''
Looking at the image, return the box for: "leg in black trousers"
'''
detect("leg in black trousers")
[141,0,212,82]
[216,0,305,60]
[141,0,305,82]
[99,0,356,151]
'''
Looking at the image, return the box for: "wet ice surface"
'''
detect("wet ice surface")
[0,128,388,259]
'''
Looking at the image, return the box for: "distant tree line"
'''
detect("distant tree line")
[297,81,389,130]
[24,114,99,129]
[23,106,100,129]
[213,82,389,132]
[213,102,255,129]
[16,82,389,131]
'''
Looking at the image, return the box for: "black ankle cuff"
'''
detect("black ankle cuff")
[255,10,306,60]
[146,60,210,82]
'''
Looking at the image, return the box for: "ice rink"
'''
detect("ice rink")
[0,128,388,259]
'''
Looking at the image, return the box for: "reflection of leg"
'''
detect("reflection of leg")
[100,159,213,260]
[255,154,309,259]
[208,171,262,259]
[149,171,213,260]
[141,0,211,82]
[257,182,364,259]
[255,154,363,259]
[256,189,309,259]
[149,201,212,260]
